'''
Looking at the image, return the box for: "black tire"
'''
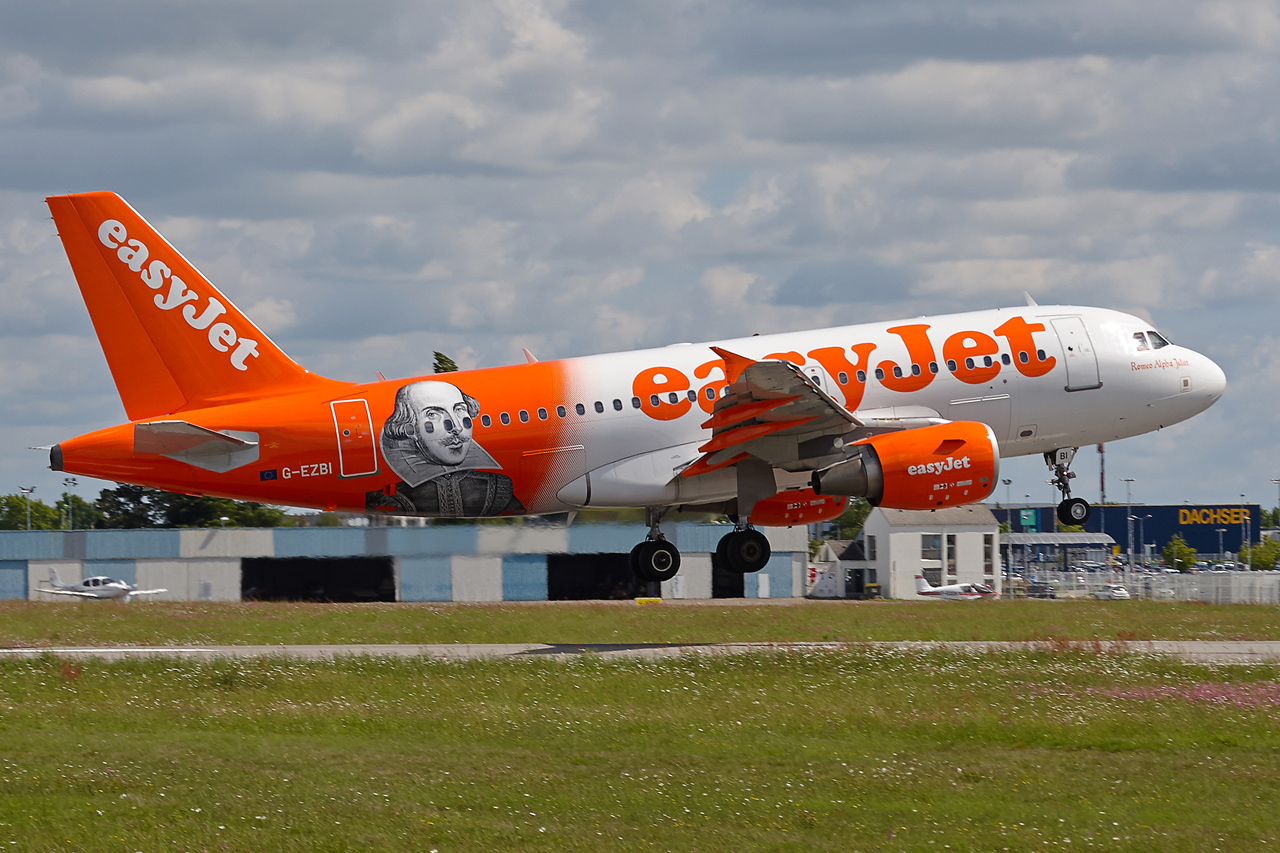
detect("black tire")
[1057,497,1090,526]
[632,540,681,583]
[719,529,771,574]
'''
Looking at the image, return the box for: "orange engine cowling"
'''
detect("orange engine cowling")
[811,421,999,510]
[748,490,847,527]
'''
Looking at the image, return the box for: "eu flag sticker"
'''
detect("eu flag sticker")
[259,469,278,481]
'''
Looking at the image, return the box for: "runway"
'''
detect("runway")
[2,640,1280,664]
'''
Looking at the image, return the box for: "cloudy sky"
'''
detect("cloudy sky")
[1,0,1278,512]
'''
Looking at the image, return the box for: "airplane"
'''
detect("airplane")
[915,574,998,601]
[42,192,1226,585]
[38,566,167,601]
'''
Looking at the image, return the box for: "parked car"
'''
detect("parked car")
[1025,582,1057,599]
[1092,584,1131,600]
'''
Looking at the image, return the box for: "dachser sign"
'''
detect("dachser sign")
[1180,507,1251,525]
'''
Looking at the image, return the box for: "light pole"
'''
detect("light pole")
[1272,478,1280,529]
[19,486,35,530]
[63,477,77,530]
[1137,514,1151,562]
[1217,528,1227,563]
[1121,478,1135,569]
[1241,494,1250,571]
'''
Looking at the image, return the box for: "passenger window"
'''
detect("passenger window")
[1147,330,1170,349]
[613,399,623,411]
[500,412,510,425]
[965,357,974,370]
[1018,351,1029,363]
[481,414,492,427]
[686,390,696,402]
[983,356,992,368]
[704,387,715,400]
[911,363,921,376]
[594,401,604,414]
[1001,353,1011,365]
[575,403,585,416]
[929,362,938,374]
[667,392,678,404]
[892,366,902,378]
[556,405,566,418]
[856,370,866,382]
[538,408,548,420]
[874,368,885,380]
[1133,332,1149,352]
[947,359,957,372]
[519,410,529,423]
[632,397,642,408]
[650,394,660,407]
[838,371,848,384]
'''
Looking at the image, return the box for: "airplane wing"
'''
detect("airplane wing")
[37,587,99,598]
[128,588,168,596]
[683,348,896,478]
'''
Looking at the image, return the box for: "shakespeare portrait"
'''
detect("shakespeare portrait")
[365,380,522,517]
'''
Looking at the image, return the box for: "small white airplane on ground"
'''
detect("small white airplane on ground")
[915,575,998,600]
[38,567,167,601]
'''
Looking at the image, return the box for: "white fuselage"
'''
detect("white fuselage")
[531,305,1224,513]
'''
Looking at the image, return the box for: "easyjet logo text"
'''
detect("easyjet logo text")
[97,219,259,371]
[908,456,971,476]
[632,316,1057,420]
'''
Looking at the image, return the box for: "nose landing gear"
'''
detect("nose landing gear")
[1047,447,1092,526]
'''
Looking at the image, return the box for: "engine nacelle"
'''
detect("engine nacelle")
[811,421,999,510]
[747,490,847,527]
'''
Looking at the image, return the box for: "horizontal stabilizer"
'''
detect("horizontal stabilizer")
[134,420,259,473]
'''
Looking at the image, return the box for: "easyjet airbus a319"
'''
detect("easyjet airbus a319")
[44,192,1226,582]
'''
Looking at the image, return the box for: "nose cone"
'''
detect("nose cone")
[1200,355,1227,405]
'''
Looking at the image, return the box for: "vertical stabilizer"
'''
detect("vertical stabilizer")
[47,192,338,420]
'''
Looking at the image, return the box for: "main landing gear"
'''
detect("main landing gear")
[716,524,772,574]
[630,507,681,583]
[1047,447,1091,526]
[629,509,774,583]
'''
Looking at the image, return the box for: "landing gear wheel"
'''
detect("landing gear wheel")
[718,529,771,574]
[631,539,681,583]
[1057,497,1091,526]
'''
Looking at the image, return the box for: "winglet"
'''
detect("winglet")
[710,346,755,384]
[1024,292,1039,306]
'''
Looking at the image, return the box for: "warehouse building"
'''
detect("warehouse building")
[0,523,807,602]
[812,505,1001,599]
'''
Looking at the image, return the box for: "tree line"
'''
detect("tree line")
[1,484,288,530]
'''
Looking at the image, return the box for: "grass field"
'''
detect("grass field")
[2,647,1279,851]
[3,598,1280,648]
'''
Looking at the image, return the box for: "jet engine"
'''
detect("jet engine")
[811,421,999,510]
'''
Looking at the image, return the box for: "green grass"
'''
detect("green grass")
[1,649,1278,851]
[2,598,1280,647]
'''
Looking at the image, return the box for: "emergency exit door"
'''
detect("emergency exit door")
[330,399,379,477]
[1051,316,1102,391]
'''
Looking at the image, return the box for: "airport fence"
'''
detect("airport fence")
[1008,569,1280,604]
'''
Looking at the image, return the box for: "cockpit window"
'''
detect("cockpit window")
[1147,330,1170,349]
[1132,332,1149,351]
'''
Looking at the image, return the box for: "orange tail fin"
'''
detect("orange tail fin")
[47,191,338,420]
